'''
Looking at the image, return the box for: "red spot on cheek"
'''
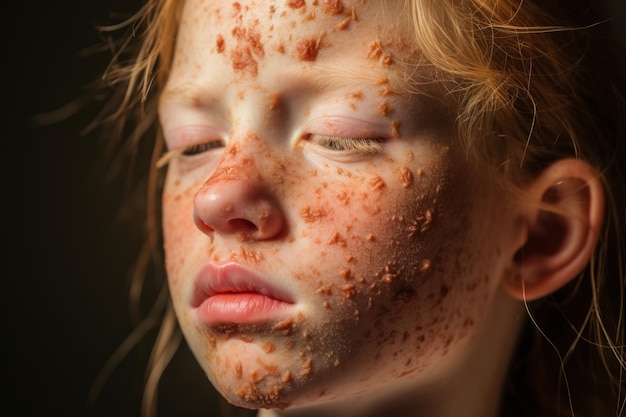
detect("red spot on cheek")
[296,37,322,61]
[287,0,305,8]
[216,34,225,53]
[231,47,258,76]
[232,2,241,13]
[323,0,344,15]
[300,206,328,222]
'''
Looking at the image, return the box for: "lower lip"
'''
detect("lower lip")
[196,293,294,324]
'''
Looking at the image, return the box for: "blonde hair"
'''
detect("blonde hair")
[408,1,626,415]
[91,0,626,416]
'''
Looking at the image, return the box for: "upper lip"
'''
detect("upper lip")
[191,262,295,308]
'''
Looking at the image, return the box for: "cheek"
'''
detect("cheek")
[282,163,501,393]
[162,177,198,288]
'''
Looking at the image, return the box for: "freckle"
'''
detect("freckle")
[341,283,356,298]
[282,371,292,382]
[382,53,393,66]
[328,231,347,247]
[339,266,351,280]
[323,0,344,15]
[316,282,332,295]
[276,43,286,54]
[273,317,293,330]
[378,100,391,116]
[302,358,313,376]
[287,0,305,8]
[268,93,280,110]
[367,40,384,60]
[231,47,258,77]
[336,17,350,30]
[250,369,263,383]
[300,206,327,222]
[216,34,225,53]
[369,175,385,190]
[297,36,323,61]
[400,166,413,188]
[379,86,393,96]
[351,91,363,101]
[391,120,400,138]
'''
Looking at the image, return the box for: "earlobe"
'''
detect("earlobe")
[502,159,605,301]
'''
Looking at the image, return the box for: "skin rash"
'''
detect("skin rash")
[159,0,523,413]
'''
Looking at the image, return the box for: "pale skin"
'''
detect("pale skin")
[158,1,605,417]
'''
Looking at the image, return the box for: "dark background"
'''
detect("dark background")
[4,1,229,416]
[4,1,626,417]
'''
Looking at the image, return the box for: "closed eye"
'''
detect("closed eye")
[306,134,384,153]
[182,140,225,156]
[156,140,225,168]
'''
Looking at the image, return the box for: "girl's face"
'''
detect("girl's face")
[160,0,518,410]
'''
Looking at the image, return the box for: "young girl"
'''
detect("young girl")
[92,0,626,416]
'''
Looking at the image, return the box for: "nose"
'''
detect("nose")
[193,158,286,240]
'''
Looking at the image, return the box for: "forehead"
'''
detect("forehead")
[167,0,419,91]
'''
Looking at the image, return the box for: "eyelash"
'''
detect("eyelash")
[181,140,224,156]
[157,134,383,168]
[307,135,384,153]
[156,140,224,168]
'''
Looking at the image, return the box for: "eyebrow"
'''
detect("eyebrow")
[158,83,219,111]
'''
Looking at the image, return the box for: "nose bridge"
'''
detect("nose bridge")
[193,131,286,240]
[207,132,263,187]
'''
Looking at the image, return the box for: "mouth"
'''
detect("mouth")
[192,262,296,325]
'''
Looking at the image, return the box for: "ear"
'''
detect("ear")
[502,159,605,301]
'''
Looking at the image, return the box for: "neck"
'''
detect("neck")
[258,290,525,417]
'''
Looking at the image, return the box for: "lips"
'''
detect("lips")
[192,262,295,325]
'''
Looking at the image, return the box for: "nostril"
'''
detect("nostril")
[228,219,258,233]
[194,217,216,234]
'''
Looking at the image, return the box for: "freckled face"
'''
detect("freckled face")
[160,0,514,411]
